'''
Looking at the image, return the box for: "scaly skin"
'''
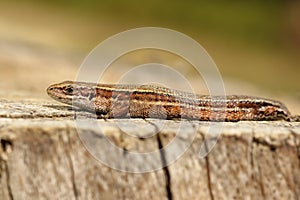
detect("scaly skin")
[47,81,298,122]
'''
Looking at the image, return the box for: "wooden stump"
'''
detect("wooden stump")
[0,99,300,199]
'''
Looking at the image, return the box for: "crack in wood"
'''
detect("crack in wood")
[201,132,214,200]
[156,133,173,200]
[257,163,266,199]
[249,130,254,170]
[0,138,14,199]
[290,129,300,200]
[144,119,173,200]
[4,162,13,200]
[62,127,79,200]
[0,139,13,154]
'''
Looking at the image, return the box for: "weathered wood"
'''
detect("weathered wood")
[0,99,299,199]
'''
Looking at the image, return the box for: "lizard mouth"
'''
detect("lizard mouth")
[47,84,73,104]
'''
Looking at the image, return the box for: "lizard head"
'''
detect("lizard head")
[47,81,98,111]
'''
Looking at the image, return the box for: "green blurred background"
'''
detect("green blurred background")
[1,0,299,94]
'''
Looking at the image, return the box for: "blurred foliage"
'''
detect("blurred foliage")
[29,0,284,47]
[1,0,299,93]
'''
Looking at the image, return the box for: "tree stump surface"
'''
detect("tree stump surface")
[0,98,300,200]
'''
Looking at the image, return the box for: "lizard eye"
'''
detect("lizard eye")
[65,86,74,94]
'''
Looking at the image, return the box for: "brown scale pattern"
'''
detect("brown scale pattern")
[46,81,297,121]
